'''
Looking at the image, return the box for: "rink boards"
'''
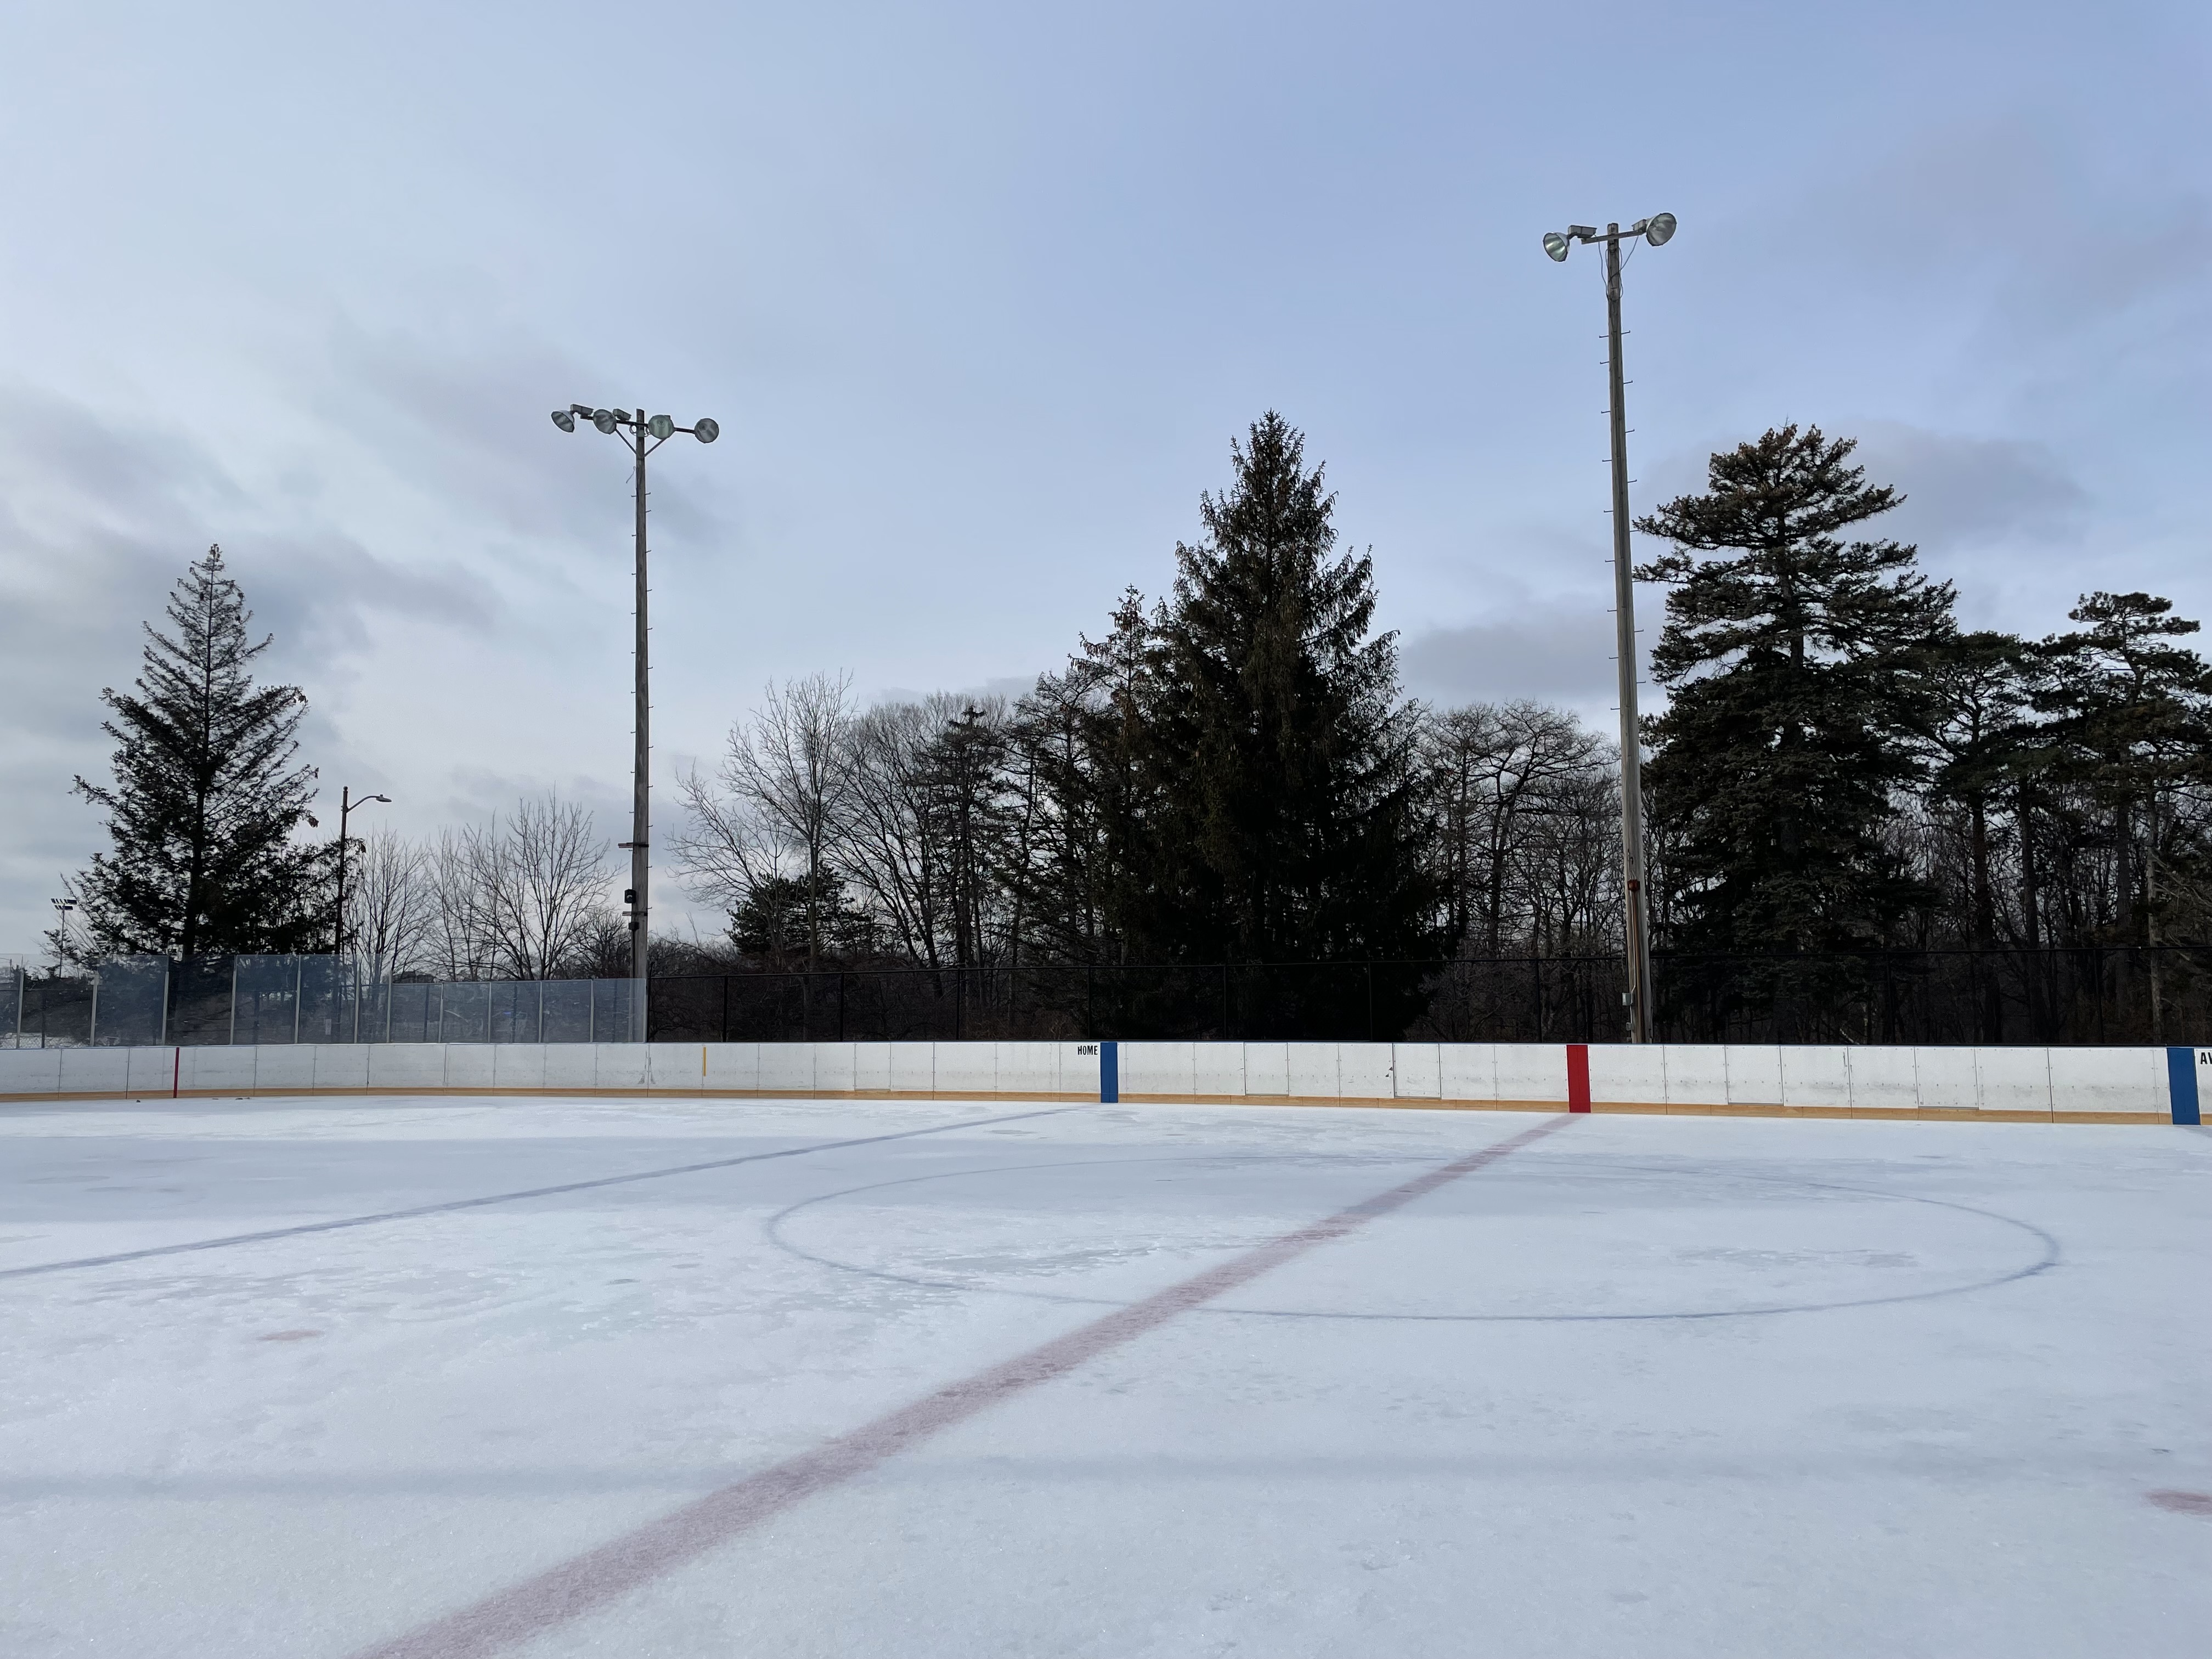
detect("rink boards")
[0,1039,2204,1122]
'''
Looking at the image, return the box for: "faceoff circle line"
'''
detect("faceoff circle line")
[764,1149,2062,1323]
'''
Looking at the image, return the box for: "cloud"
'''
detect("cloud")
[0,385,508,949]
[1844,421,2087,551]
[1400,601,1624,713]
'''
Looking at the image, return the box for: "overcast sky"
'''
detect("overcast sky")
[2,1,2205,957]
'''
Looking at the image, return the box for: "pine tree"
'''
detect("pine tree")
[1923,630,2038,948]
[1635,426,1955,963]
[2033,592,2212,943]
[916,704,1015,969]
[1119,414,1441,975]
[1920,630,2040,1039]
[63,545,326,961]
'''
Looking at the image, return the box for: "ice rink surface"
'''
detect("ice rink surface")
[0,1094,2204,1658]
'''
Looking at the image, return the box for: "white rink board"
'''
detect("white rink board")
[0,1037,2183,1119]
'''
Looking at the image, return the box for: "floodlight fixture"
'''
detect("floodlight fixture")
[1645,210,1677,246]
[592,409,618,433]
[692,416,719,443]
[1567,224,1597,241]
[551,410,576,432]
[1542,230,1570,262]
[648,414,675,441]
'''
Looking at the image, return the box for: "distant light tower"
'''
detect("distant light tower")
[551,402,720,1041]
[1542,211,1676,1044]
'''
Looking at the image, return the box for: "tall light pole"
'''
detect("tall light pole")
[551,402,720,1042]
[330,786,390,956]
[1543,211,1675,1043]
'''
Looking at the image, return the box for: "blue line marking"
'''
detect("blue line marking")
[1101,1040,1119,1104]
[2169,1048,2201,1126]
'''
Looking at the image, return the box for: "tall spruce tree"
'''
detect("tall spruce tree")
[1635,426,1954,960]
[64,545,326,961]
[1114,414,1441,975]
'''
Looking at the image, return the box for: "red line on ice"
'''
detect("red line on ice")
[354,1115,1571,1659]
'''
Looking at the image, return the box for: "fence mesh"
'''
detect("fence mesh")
[2,947,2203,1048]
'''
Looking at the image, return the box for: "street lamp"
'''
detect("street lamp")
[329,787,391,957]
[1541,213,1676,1044]
[550,402,720,1041]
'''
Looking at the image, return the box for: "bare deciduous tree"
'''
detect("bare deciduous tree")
[343,826,436,978]
[678,673,857,968]
[1421,702,1620,957]
[428,795,613,979]
[835,697,953,967]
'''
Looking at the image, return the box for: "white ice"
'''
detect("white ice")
[0,1094,2204,1657]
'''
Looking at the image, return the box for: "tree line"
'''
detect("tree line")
[47,419,2212,1029]
[665,418,2212,1000]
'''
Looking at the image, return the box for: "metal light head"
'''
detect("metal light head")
[551,410,575,432]
[369,794,391,804]
[591,409,618,434]
[1644,211,1677,247]
[1567,224,1597,241]
[1542,230,1571,262]
[692,416,719,443]
[648,414,675,441]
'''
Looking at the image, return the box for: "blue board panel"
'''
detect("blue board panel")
[2166,1047,2200,1125]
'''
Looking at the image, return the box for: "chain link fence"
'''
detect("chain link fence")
[4,946,2203,1048]
[644,948,2210,1046]
[2,957,631,1048]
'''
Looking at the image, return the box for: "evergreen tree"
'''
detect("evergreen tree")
[1118,414,1441,974]
[63,545,326,961]
[1635,426,1955,963]
[729,871,868,962]
[1920,630,2040,1039]
[2033,591,2212,943]
[915,703,1015,969]
[1005,665,1121,965]
[1923,630,2039,949]
[1065,586,1169,964]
